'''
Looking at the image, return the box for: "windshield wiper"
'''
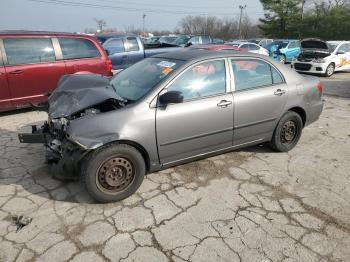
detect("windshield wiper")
[110,83,128,104]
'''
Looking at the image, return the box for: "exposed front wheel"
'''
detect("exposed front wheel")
[81,144,145,203]
[324,63,335,77]
[270,111,303,152]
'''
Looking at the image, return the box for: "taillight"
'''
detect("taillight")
[106,59,113,72]
[316,82,323,93]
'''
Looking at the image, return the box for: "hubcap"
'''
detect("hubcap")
[281,120,297,144]
[96,157,134,193]
[327,65,334,75]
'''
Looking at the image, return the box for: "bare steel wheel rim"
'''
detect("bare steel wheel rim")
[96,157,135,194]
[281,120,297,144]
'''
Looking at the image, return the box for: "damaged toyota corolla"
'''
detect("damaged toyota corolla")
[19,50,324,202]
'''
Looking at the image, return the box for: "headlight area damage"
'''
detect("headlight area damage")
[18,74,126,180]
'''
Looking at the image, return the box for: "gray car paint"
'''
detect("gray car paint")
[59,50,323,172]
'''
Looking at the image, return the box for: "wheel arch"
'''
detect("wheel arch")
[100,139,151,172]
[287,106,306,126]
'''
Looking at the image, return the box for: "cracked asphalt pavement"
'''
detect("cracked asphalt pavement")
[0,94,350,261]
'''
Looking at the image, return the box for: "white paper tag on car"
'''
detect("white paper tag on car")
[157,61,176,68]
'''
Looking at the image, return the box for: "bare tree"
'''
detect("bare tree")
[94,18,107,32]
[179,15,261,40]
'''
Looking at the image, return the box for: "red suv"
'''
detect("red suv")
[0,31,113,112]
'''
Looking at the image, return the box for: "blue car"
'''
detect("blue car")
[265,40,301,63]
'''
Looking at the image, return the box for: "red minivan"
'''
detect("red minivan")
[0,31,113,112]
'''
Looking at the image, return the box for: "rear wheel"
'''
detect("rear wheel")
[324,63,335,77]
[81,143,145,203]
[270,111,303,152]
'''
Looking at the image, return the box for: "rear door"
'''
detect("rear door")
[3,37,66,106]
[103,38,127,70]
[58,37,106,75]
[123,37,144,68]
[0,39,12,111]
[230,58,288,146]
[156,59,234,164]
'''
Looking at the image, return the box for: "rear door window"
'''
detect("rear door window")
[124,37,139,52]
[231,59,283,91]
[248,44,259,50]
[3,38,55,65]
[103,38,125,55]
[59,38,101,60]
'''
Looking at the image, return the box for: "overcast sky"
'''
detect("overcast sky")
[1,0,265,32]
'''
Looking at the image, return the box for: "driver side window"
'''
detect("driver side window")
[168,60,226,101]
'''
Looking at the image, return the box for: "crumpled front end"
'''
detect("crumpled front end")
[18,74,126,180]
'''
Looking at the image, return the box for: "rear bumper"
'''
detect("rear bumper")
[305,99,324,126]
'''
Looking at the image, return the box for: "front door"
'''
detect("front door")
[3,37,66,107]
[0,42,12,111]
[230,58,288,146]
[156,59,234,164]
[335,43,350,71]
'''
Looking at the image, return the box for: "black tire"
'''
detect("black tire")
[324,63,335,77]
[81,143,145,203]
[270,111,303,152]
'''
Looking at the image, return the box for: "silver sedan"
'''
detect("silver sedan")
[19,50,324,202]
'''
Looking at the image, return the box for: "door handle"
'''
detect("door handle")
[274,89,286,96]
[9,70,24,75]
[217,100,232,108]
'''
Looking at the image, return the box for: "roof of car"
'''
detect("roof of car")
[153,49,265,62]
[0,30,78,36]
[0,30,97,40]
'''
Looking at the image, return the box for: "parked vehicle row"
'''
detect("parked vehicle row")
[19,50,324,202]
[226,41,269,56]
[0,31,112,112]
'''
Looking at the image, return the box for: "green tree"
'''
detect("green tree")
[259,0,303,38]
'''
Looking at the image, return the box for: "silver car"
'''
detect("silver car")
[19,50,324,202]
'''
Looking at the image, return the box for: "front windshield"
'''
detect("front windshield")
[110,58,184,102]
[327,42,339,52]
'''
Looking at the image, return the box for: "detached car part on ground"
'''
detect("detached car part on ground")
[291,39,350,77]
[18,50,324,203]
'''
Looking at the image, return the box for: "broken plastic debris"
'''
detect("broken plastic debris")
[12,215,32,233]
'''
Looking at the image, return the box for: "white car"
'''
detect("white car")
[227,41,269,56]
[291,39,350,77]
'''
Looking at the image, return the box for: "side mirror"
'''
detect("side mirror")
[336,50,345,55]
[185,42,193,47]
[159,91,183,105]
[104,49,110,56]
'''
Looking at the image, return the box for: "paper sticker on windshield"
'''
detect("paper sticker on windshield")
[157,61,176,68]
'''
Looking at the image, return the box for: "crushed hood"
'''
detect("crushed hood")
[301,39,330,50]
[48,74,123,119]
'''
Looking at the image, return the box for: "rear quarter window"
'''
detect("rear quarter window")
[3,38,56,65]
[59,38,101,60]
[124,37,139,52]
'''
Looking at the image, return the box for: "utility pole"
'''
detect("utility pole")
[142,13,146,37]
[238,5,246,39]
